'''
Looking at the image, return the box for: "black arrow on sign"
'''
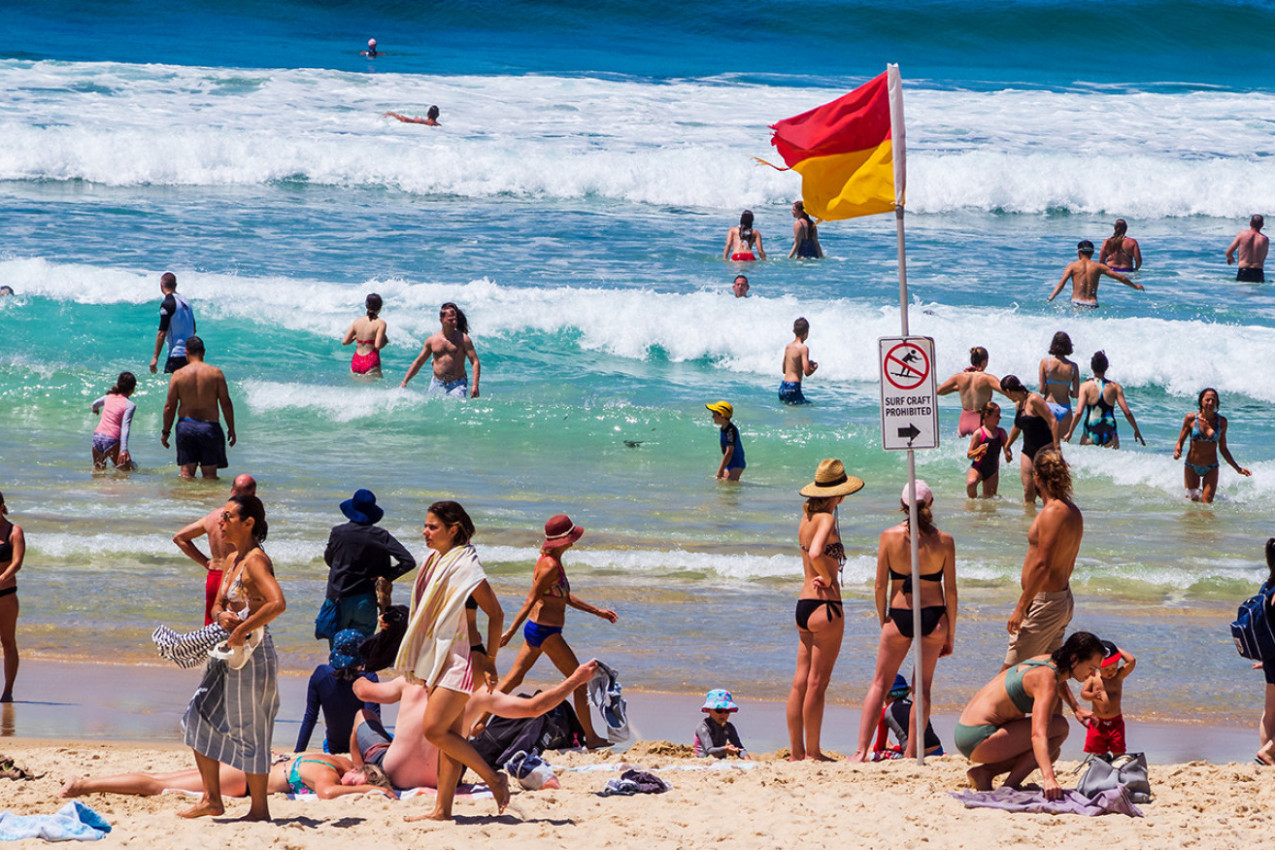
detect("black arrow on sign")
[897,423,920,441]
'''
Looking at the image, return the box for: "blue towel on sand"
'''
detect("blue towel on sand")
[0,801,112,841]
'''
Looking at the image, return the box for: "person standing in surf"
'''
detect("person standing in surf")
[401,303,481,398]
[788,201,822,259]
[1172,387,1251,502]
[937,346,1003,437]
[1099,219,1141,272]
[724,210,765,261]
[342,293,388,378]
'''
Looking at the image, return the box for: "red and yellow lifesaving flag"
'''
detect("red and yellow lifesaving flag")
[762,65,905,221]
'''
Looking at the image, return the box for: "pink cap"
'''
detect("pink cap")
[900,480,933,508]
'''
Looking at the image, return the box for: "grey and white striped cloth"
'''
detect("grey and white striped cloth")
[181,628,279,774]
[152,623,230,669]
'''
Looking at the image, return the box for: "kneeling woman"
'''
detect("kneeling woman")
[60,752,392,800]
[956,631,1105,799]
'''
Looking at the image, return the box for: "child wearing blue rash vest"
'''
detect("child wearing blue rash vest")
[706,401,745,481]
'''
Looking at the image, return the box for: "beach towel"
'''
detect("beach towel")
[392,545,481,693]
[394,545,486,688]
[0,801,111,841]
[587,660,632,744]
[949,786,1144,817]
[601,769,670,796]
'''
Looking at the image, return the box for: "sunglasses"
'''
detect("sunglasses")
[221,510,239,522]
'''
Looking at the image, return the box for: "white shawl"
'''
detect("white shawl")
[394,544,486,688]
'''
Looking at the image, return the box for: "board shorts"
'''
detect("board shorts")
[164,355,189,374]
[730,253,756,262]
[428,376,468,398]
[1237,267,1266,283]
[92,434,120,454]
[351,350,381,375]
[778,381,808,405]
[1004,587,1074,667]
[958,409,982,437]
[175,417,228,469]
[355,713,393,768]
[1084,715,1126,755]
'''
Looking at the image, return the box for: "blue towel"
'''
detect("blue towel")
[0,801,112,841]
[586,660,631,744]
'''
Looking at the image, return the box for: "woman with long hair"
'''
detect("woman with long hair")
[788,200,822,259]
[786,459,863,761]
[1099,219,1141,272]
[496,514,617,749]
[956,632,1106,799]
[1038,331,1080,439]
[395,500,509,820]
[1001,374,1059,504]
[91,371,138,470]
[1172,387,1252,502]
[848,481,956,762]
[180,494,285,821]
[723,209,766,261]
[0,491,24,703]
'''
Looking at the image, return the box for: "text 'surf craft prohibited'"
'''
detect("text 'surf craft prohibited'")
[878,336,939,451]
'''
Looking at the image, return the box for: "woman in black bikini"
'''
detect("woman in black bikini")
[787,459,863,762]
[0,491,24,703]
[848,481,956,762]
[1001,374,1059,504]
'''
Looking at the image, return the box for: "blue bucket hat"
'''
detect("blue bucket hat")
[888,674,910,699]
[340,489,384,525]
[700,688,739,712]
[330,629,365,671]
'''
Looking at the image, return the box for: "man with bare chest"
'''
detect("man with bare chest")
[172,474,257,624]
[1048,241,1144,308]
[1226,214,1269,283]
[400,302,481,398]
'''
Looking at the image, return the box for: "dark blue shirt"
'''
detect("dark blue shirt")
[294,665,381,753]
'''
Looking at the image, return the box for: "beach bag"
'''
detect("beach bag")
[469,694,586,772]
[313,598,341,641]
[1231,581,1275,661]
[1076,753,1151,803]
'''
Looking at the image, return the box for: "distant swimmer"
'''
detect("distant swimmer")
[732,275,750,298]
[724,210,765,262]
[1063,351,1144,449]
[343,293,387,377]
[779,317,817,404]
[384,106,440,126]
[788,200,822,259]
[1226,214,1268,283]
[161,336,236,479]
[1172,387,1251,503]
[149,272,196,374]
[362,38,379,58]
[937,346,1003,436]
[401,302,481,397]
[1047,241,1144,308]
[0,286,12,297]
[1098,219,1142,272]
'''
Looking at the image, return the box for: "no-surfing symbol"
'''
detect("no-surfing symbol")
[883,342,930,391]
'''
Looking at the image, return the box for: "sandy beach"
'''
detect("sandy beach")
[1,737,1269,849]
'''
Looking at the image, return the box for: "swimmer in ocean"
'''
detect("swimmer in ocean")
[384,105,440,126]
[937,346,1003,437]
[732,275,750,298]
[1047,240,1144,308]
[362,39,379,57]
[724,210,765,262]
[1099,219,1141,272]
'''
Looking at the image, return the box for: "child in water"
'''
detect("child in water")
[91,371,138,470]
[966,402,1011,498]
[1081,640,1137,756]
[693,689,751,759]
[706,401,745,481]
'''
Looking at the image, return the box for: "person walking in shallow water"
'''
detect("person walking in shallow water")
[342,293,387,377]
[787,459,863,761]
[788,201,822,259]
[724,210,765,261]
[1099,219,1141,272]
[1226,214,1268,283]
[937,346,1002,437]
[0,492,25,703]
[1063,351,1144,449]
[1172,387,1251,503]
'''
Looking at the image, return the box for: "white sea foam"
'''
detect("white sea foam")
[1,61,1272,217]
[9,257,1275,403]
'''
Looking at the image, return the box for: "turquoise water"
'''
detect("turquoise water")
[2,1,1275,726]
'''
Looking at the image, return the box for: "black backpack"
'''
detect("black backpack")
[469,692,586,771]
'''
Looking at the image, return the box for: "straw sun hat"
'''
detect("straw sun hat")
[799,459,865,498]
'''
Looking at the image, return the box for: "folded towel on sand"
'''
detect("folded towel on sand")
[950,786,1144,817]
[0,801,111,841]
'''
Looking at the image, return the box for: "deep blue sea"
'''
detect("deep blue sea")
[3,0,1275,736]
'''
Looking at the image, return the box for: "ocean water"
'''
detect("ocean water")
[3,0,1275,732]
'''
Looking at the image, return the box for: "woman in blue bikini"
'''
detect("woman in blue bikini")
[848,480,956,762]
[955,631,1105,799]
[497,514,617,749]
[787,459,864,761]
[1038,331,1080,439]
[1172,387,1251,503]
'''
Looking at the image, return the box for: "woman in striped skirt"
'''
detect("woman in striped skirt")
[180,494,286,821]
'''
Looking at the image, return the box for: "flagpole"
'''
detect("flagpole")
[886,63,925,767]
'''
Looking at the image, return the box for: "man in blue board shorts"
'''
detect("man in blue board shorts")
[161,336,237,479]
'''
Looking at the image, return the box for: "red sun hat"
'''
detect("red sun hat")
[542,514,584,550]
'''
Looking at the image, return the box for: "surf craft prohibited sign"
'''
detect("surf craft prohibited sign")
[878,337,939,451]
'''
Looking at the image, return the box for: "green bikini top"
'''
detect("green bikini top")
[1004,659,1057,713]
